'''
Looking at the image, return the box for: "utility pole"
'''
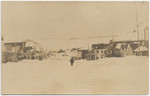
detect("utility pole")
[135,2,140,56]
[88,33,90,61]
[144,28,146,43]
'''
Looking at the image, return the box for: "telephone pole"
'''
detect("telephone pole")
[135,2,140,56]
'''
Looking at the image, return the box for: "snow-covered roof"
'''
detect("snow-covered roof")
[116,43,122,49]
[134,46,148,51]
[24,39,44,51]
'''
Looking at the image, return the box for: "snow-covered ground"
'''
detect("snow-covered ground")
[1,56,149,94]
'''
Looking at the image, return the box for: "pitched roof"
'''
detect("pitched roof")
[4,42,26,45]
[71,48,80,51]
[134,46,148,51]
[120,44,128,50]
[121,43,140,51]
[92,43,109,49]
[130,43,138,50]
[58,49,65,53]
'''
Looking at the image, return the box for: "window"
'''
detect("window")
[97,57,99,59]
[1,37,3,41]
[101,50,103,53]
[7,46,11,51]
[97,51,99,53]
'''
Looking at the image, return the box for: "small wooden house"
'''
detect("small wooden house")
[24,39,44,60]
[126,43,139,56]
[85,50,95,60]
[70,48,82,60]
[134,46,149,56]
[81,49,88,59]
[120,43,139,57]
[4,42,26,53]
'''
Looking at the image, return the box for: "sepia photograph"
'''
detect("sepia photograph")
[1,1,149,95]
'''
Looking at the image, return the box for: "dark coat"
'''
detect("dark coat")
[70,58,74,64]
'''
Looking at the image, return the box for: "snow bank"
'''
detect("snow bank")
[2,56,148,94]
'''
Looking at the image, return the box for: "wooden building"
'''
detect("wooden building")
[134,46,149,56]
[91,43,109,60]
[81,49,88,59]
[120,43,140,57]
[70,48,82,60]
[85,50,95,60]
[3,42,26,63]
[2,39,45,63]
[126,43,138,55]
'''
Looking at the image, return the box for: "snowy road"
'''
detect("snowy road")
[1,56,149,94]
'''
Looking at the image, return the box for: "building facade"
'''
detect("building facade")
[91,43,109,60]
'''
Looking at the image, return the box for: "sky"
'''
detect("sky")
[2,1,149,50]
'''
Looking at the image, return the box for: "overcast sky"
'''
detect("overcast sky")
[2,1,149,50]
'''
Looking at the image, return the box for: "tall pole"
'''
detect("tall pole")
[88,32,90,60]
[144,28,146,42]
[135,2,140,56]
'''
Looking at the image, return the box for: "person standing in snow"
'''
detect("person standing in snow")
[70,57,74,66]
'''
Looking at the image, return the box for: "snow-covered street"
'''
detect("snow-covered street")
[1,56,149,94]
